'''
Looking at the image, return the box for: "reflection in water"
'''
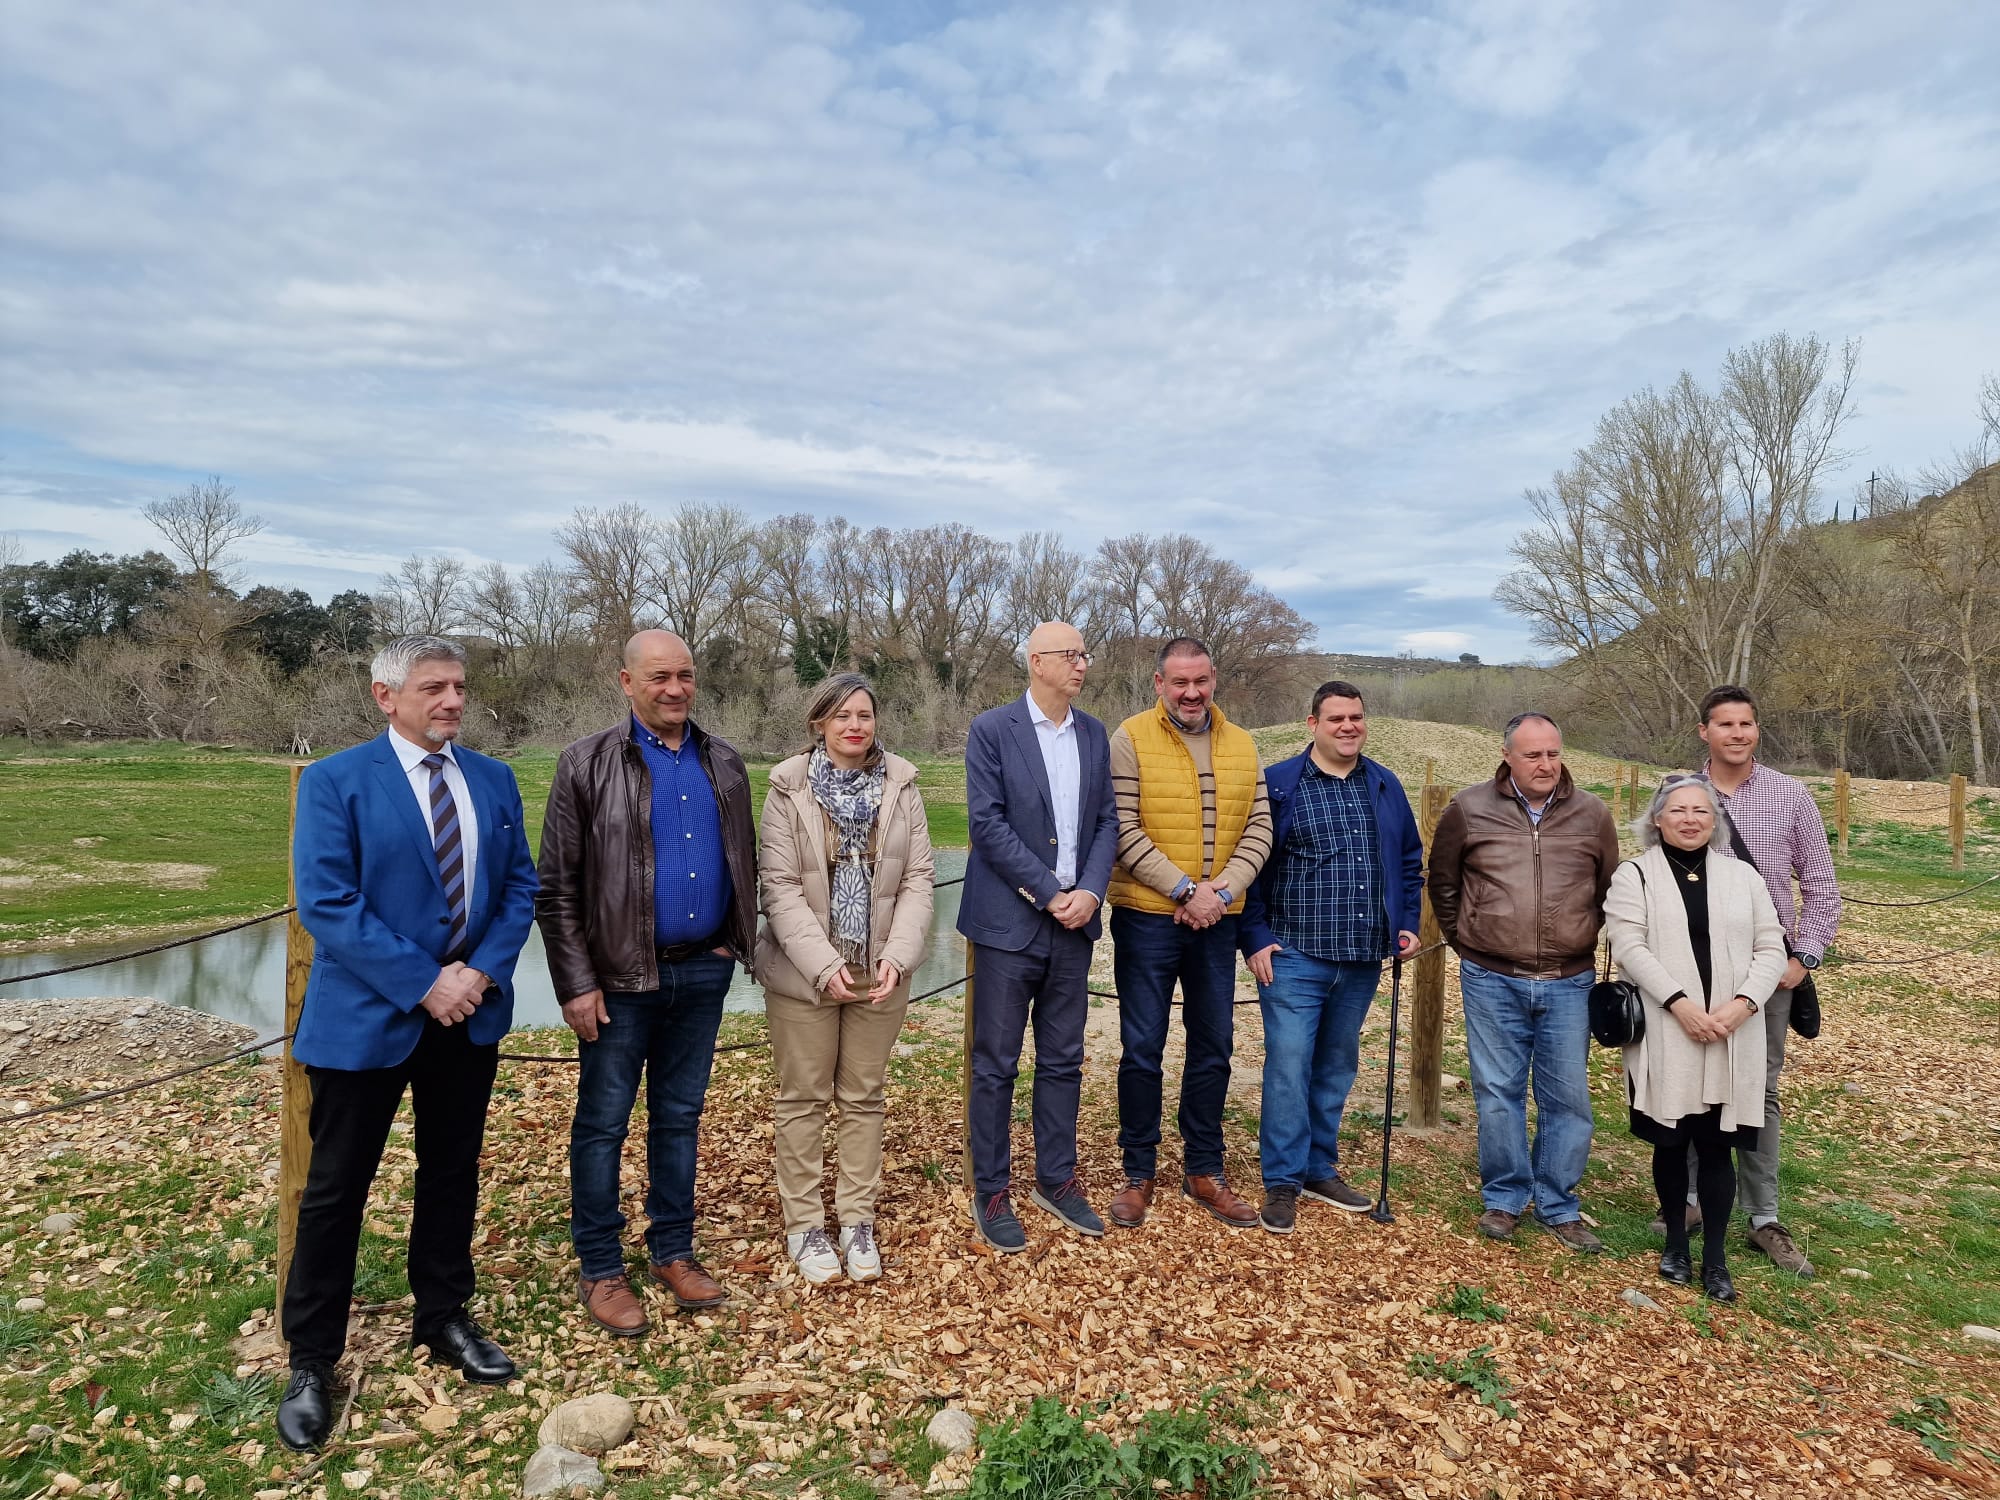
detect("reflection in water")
[0,851,970,1037]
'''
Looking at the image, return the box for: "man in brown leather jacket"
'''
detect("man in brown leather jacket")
[536,630,757,1336]
[1428,711,1620,1252]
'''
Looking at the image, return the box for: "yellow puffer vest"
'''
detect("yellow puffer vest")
[1109,701,1259,914]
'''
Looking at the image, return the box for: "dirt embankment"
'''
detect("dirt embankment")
[0,998,257,1081]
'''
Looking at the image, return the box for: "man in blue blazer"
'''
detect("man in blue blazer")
[1239,680,1423,1234]
[278,636,539,1451]
[957,620,1118,1252]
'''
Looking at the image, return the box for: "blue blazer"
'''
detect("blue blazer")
[956,696,1117,951]
[292,732,540,1069]
[1239,751,1425,960]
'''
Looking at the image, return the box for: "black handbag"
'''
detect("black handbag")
[1788,972,1821,1039]
[1589,865,1645,1048]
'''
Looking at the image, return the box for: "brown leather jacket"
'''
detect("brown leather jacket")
[535,720,757,1001]
[1428,763,1620,979]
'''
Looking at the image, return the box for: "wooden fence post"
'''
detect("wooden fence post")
[1950,773,1968,872]
[1833,768,1851,862]
[959,947,977,1193]
[1628,763,1642,821]
[1407,782,1452,1131]
[275,766,315,1332]
[1423,758,1435,791]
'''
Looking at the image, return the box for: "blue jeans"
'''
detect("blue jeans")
[570,955,732,1278]
[1256,950,1380,1189]
[1113,908,1237,1179]
[1458,958,1595,1223]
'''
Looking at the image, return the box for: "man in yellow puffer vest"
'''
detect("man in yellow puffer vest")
[1105,637,1273,1230]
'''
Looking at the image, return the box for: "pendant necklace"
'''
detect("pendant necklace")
[1667,849,1702,884]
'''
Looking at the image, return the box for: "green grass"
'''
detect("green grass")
[0,738,969,947]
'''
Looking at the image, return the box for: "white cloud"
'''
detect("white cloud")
[1399,630,1475,655]
[1,0,1995,665]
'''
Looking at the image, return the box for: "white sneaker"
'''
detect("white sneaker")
[787,1227,841,1284]
[839,1222,881,1282]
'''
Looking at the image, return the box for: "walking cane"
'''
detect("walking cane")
[1370,954,1405,1225]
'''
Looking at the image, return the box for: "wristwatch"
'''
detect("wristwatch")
[1796,952,1820,970]
[1740,995,1760,1014]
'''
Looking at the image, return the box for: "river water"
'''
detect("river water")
[0,851,969,1036]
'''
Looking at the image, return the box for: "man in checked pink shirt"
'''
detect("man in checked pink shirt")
[1684,684,1843,1277]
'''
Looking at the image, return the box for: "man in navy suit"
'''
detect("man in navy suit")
[277,636,539,1451]
[957,620,1117,1252]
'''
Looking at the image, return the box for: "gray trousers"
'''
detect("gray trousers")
[1689,984,1790,1223]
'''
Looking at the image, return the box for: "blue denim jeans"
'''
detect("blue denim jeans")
[1255,950,1381,1189]
[570,954,733,1278]
[1112,907,1238,1179]
[1457,958,1595,1223]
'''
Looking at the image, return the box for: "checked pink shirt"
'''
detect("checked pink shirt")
[1702,759,1843,962]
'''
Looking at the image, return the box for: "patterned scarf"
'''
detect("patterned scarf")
[807,746,886,966]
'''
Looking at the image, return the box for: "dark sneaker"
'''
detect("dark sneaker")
[1476,1208,1519,1240]
[1030,1178,1105,1238]
[1301,1175,1373,1213]
[1747,1221,1813,1278]
[972,1191,1027,1253]
[1542,1218,1605,1254]
[1260,1186,1298,1235]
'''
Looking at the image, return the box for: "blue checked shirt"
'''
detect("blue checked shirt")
[1269,762,1388,962]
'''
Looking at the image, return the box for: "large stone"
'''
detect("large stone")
[536,1393,635,1457]
[521,1445,604,1497]
[925,1407,978,1455]
[1963,1325,2000,1346]
[40,1212,81,1236]
[1619,1289,1665,1313]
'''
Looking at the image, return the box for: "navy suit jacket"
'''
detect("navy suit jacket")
[956,696,1117,950]
[1239,751,1425,960]
[292,731,539,1069]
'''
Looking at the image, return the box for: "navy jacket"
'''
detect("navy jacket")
[292,731,539,1069]
[1239,750,1424,960]
[956,695,1117,951]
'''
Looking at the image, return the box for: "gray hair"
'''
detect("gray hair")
[1501,711,1559,749]
[1634,775,1730,851]
[371,635,467,689]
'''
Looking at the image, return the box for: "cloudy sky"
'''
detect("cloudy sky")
[3,1,1995,662]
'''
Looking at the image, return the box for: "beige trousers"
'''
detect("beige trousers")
[765,985,909,1234]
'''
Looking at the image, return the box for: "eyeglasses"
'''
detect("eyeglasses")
[1033,649,1093,666]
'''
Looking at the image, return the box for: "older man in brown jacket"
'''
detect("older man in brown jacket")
[1428,711,1620,1252]
[536,631,758,1336]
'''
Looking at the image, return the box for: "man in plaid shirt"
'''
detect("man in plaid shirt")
[1691,684,1843,1277]
[1239,681,1423,1234]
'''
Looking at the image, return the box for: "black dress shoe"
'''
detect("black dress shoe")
[421,1315,517,1384]
[276,1365,335,1451]
[1702,1262,1736,1302]
[1658,1249,1693,1285]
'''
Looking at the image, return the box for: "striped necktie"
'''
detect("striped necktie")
[422,753,469,959]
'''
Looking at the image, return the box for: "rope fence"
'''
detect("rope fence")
[1840,872,2000,907]
[0,908,296,987]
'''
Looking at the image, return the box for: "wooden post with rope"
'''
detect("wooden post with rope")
[1950,774,1968,872]
[1423,758,1435,791]
[275,766,316,1332]
[1406,781,1453,1131]
[1833,768,1851,862]
[959,947,977,1192]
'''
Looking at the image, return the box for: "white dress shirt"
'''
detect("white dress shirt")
[388,727,480,921]
[1025,692,1081,888]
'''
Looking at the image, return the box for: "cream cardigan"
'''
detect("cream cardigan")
[1602,845,1787,1133]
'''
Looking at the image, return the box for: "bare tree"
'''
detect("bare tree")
[143,477,264,594]
[1009,530,1100,644]
[557,502,661,644]
[376,554,470,637]
[650,501,759,657]
[1888,455,2000,782]
[897,523,1015,697]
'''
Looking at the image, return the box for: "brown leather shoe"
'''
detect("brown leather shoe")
[1182,1174,1258,1228]
[1108,1177,1155,1228]
[649,1257,728,1310]
[1477,1208,1519,1240]
[578,1275,649,1337]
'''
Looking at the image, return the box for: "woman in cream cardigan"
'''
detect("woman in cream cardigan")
[1604,775,1786,1302]
[756,673,934,1285]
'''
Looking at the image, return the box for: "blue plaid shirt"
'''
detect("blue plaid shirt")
[1268,761,1388,963]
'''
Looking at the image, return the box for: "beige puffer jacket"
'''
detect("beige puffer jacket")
[753,751,936,1004]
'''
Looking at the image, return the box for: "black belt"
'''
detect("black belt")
[659,933,724,965]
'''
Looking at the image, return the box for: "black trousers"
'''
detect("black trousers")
[282,1018,499,1369]
[968,923,1093,1197]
